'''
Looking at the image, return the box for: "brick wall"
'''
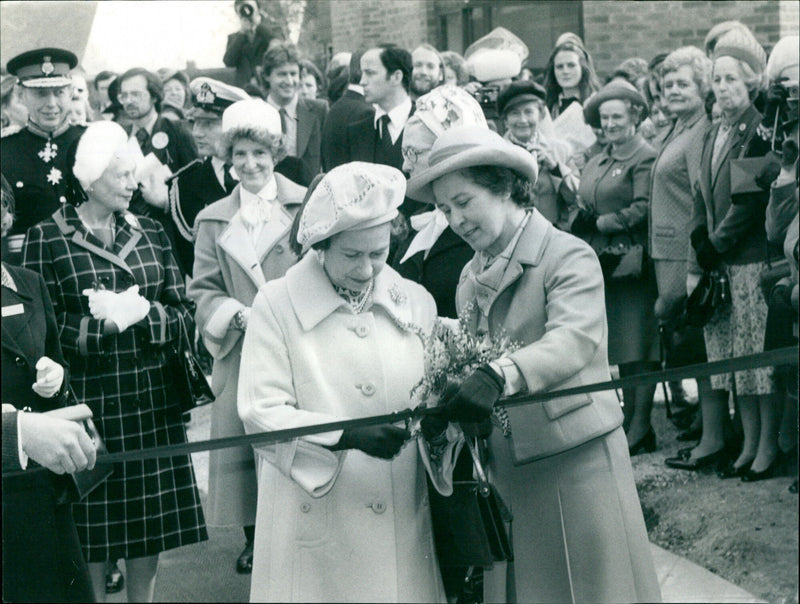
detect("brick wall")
[584,0,797,77]
[329,0,434,53]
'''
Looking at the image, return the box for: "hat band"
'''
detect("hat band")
[19,76,72,88]
[428,141,485,169]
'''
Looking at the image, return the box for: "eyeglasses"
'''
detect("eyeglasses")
[401,146,424,164]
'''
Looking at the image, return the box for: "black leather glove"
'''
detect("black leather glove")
[762,78,789,130]
[333,425,410,459]
[755,160,782,191]
[444,364,505,424]
[690,225,709,250]
[570,208,599,237]
[780,139,799,169]
[695,237,723,272]
[420,408,448,442]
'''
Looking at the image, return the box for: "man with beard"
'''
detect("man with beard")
[167,77,249,277]
[410,44,445,100]
[115,67,198,233]
[1,48,85,263]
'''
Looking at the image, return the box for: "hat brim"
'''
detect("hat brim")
[19,76,73,88]
[406,143,538,204]
[189,106,223,120]
[583,86,649,129]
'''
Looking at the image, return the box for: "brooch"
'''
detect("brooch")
[612,167,623,177]
[389,282,407,306]
[124,212,140,228]
[46,167,62,186]
[38,141,58,163]
[151,132,169,150]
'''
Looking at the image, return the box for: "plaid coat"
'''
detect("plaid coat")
[22,204,207,562]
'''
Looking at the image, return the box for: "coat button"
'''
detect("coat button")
[15,356,26,367]
[371,501,386,514]
[300,502,311,513]
[358,382,376,396]
[274,245,284,254]
[355,324,369,338]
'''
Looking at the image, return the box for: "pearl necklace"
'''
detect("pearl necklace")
[335,280,374,314]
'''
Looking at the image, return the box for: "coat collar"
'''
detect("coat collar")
[52,205,143,277]
[2,263,36,362]
[286,251,418,332]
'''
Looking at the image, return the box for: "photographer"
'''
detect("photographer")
[223,0,278,89]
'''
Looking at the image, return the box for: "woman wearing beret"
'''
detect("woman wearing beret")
[669,29,779,480]
[498,80,578,230]
[407,126,661,603]
[188,99,305,574]
[571,81,660,455]
[22,121,207,602]
[237,162,447,602]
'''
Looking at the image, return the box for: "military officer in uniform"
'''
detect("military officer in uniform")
[1,48,85,263]
[167,77,249,277]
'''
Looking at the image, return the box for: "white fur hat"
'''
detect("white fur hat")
[221,99,282,135]
[767,35,800,83]
[296,162,406,253]
[73,121,130,190]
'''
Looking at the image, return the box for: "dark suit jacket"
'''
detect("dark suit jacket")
[321,88,374,171]
[691,103,773,269]
[223,23,276,88]
[294,96,328,178]
[2,262,95,603]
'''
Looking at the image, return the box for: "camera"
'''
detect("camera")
[763,78,799,154]
[471,84,501,121]
[238,2,255,19]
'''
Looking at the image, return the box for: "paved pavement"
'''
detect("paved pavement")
[106,403,764,603]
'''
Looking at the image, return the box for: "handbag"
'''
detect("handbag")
[169,312,215,414]
[759,257,791,301]
[428,436,513,568]
[684,269,732,327]
[597,213,647,281]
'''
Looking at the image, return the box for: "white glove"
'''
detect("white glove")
[83,288,119,321]
[31,356,65,399]
[105,286,151,333]
[687,273,701,297]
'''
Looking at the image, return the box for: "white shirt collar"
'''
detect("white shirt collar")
[239,177,278,207]
[373,96,413,144]
[267,93,299,120]
[347,84,365,95]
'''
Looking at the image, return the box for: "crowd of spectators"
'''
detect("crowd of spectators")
[2,3,797,602]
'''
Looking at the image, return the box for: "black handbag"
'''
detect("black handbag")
[759,257,791,301]
[170,312,215,414]
[428,436,513,568]
[597,213,647,281]
[684,269,732,327]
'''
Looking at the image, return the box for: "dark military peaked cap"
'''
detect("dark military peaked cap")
[189,77,250,119]
[7,48,78,88]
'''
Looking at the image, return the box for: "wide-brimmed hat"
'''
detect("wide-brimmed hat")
[583,80,649,129]
[406,125,538,204]
[296,162,406,252]
[497,80,546,116]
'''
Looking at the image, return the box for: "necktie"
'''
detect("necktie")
[134,127,150,151]
[378,114,392,145]
[222,163,237,194]
[279,107,289,137]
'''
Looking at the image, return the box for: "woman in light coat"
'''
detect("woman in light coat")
[187,99,305,573]
[237,162,446,603]
[407,126,661,603]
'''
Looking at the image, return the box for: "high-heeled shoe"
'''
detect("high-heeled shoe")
[717,459,752,479]
[629,428,656,455]
[741,456,784,482]
[665,447,729,470]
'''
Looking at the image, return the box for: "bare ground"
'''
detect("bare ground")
[632,397,799,604]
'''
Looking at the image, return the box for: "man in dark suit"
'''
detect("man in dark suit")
[167,77,249,277]
[115,67,198,237]
[321,49,374,171]
[262,42,327,184]
[1,48,86,263]
[223,0,278,89]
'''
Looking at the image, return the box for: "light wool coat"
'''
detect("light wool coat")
[187,174,305,527]
[238,252,446,603]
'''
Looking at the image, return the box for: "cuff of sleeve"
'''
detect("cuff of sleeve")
[707,232,728,254]
[205,298,246,339]
[17,412,29,470]
[491,357,527,396]
[78,316,105,356]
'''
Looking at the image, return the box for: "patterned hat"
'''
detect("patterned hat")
[296,162,406,252]
[190,77,250,119]
[7,47,77,88]
[713,27,767,75]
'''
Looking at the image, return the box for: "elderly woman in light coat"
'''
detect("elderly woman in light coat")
[187,99,305,573]
[407,126,661,603]
[237,163,447,603]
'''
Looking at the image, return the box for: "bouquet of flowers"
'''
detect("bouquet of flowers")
[411,303,520,436]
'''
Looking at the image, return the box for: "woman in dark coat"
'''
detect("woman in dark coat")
[2,174,97,603]
[22,121,207,602]
[571,81,660,454]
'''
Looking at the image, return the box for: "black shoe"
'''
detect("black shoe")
[717,459,752,479]
[629,428,656,456]
[105,561,124,594]
[236,542,253,574]
[677,446,695,459]
[669,407,697,430]
[741,456,784,482]
[665,447,728,470]
[676,425,702,442]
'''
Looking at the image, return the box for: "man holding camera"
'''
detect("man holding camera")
[224,0,277,89]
